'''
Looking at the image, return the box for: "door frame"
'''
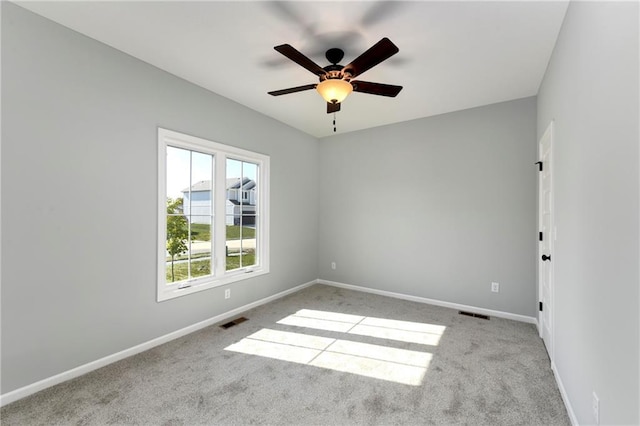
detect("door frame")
[537,121,554,358]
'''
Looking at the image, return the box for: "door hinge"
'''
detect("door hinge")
[539,232,543,241]
[535,161,543,171]
[539,301,543,311]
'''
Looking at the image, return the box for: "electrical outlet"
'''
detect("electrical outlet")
[331,262,336,270]
[491,282,500,293]
[592,392,599,424]
[224,289,231,299]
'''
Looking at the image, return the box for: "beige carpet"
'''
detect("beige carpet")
[1,284,570,425]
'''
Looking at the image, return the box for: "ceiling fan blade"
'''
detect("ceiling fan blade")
[342,37,399,79]
[274,44,327,77]
[268,84,317,96]
[351,80,403,97]
[327,102,341,114]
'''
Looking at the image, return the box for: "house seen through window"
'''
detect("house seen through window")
[159,129,269,302]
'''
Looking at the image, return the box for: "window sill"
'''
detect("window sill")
[157,267,269,302]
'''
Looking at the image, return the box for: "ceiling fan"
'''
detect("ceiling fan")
[268,37,403,114]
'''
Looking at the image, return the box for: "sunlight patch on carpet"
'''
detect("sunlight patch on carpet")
[225,337,320,364]
[277,315,355,332]
[247,328,335,350]
[294,309,365,323]
[348,324,441,345]
[225,308,446,386]
[225,328,432,386]
[310,351,428,386]
[277,309,446,346]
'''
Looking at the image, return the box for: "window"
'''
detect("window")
[158,128,270,301]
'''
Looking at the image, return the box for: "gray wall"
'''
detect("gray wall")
[537,2,639,424]
[318,97,538,317]
[4,3,639,422]
[1,3,319,394]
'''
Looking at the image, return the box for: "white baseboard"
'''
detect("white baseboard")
[1,278,540,407]
[552,361,579,425]
[318,279,538,324]
[0,279,317,407]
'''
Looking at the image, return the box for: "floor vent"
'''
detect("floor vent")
[459,311,490,320]
[220,317,248,329]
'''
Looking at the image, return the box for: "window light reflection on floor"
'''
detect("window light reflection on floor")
[277,309,446,346]
[224,310,446,386]
[225,328,432,386]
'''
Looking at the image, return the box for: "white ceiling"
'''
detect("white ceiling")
[16,1,569,138]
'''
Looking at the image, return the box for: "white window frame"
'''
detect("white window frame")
[157,128,270,302]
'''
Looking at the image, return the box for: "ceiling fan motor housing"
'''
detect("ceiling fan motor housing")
[320,68,348,82]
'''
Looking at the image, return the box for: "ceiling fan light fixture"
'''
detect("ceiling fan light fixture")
[316,79,353,104]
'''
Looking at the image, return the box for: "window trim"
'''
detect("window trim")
[157,128,270,302]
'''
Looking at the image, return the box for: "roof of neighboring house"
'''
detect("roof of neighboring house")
[227,177,255,190]
[241,180,256,190]
[182,180,211,192]
[182,178,255,193]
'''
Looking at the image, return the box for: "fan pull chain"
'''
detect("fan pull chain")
[333,113,337,133]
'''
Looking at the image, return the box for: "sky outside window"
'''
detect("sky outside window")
[167,147,257,198]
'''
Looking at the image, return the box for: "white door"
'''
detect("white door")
[538,122,554,357]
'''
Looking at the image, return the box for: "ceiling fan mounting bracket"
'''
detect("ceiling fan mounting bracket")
[325,47,345,65]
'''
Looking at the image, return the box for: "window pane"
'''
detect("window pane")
[190,215,212,278]
[166,146,190,202]
[166,211,189,284]
[243,162,258,207]
[241,216,257,267]
[166,147,214,282]
[166,148,190,283]
[190,257,211,279]
[226,159,258,271]
[226,158,243,205]
[190,216,212,245]
[190,151,213,218]
[226,158,242,270]
[226,216,240,271]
